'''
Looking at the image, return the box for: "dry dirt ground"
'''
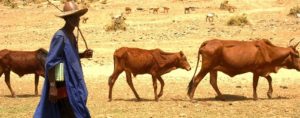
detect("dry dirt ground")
[1,0,300,117]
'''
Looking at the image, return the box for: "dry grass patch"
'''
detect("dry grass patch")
[2,0,17,8]
[288,6,300,17]
[227,14,250,26]
[104,13,127,32]
[100,0,106,4]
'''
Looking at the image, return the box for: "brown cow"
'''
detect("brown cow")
[184,7,191,14]
[108,47,191,101]
[187,39,300,100]
[163,7,170,13]
[184,7,199,14]
[149,8,159,14]
[81,16,89,24]
[125,7,132,14]
[0,48,48,97]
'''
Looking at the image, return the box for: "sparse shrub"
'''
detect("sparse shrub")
[22,1,28,6]
[60,0,69,4]
[3,0,11,6]
[62,0,77,4]
[288,6,300,17]
[2,0,18,8]
[100,0,106,4]
[104,13,127,32]
[10,2,18,8]
[220,0,229,9]
[227,14,250,26]
[87,0,99,3]
[32,0,42,4]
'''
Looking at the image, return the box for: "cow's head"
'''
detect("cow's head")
[285,39,300,71]
[37,48,48,77]
[177,51,191,71]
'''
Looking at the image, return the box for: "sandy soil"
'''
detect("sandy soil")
[0,0,300,117]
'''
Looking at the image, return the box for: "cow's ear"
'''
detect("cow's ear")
[290,50,300,58]
[180,51,184,57]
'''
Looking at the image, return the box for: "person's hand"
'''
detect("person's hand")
[49,86,58,103]
[82,49,93,58]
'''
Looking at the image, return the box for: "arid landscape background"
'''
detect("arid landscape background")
[0,0,300,117]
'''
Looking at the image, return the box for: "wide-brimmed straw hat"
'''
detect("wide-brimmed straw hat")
[56,1,88,18]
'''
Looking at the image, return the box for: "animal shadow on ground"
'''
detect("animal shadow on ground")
[194,94,290,102]
[112,94,290,102]
[3,94,39,98]
[113,98,154,102]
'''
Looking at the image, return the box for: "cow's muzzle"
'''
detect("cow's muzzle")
[186,67,191,71]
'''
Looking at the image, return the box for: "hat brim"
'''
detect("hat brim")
[56,8,88,18]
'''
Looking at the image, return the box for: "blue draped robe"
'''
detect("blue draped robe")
[34,29,91,118]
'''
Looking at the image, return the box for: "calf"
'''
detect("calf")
[0,48,48,97]
[108,47,191,101]
[149,8,159,14]
[163,7,170,13]
[81,17,89,24]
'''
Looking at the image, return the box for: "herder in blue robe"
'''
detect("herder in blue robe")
[34,1,92,118]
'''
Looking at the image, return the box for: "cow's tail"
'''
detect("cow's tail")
[0,50,8,77]
[0,66,3,77]
[108,54,118,86]
[187,46,202,94]
[113,55,118,72]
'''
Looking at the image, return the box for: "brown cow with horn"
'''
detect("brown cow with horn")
[0,48,48,97]
[109,47,191,101]
[187,38,300,100]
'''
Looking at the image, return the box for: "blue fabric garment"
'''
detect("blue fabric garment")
[34,29,91,118]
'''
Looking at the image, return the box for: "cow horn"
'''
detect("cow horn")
[294,41,300,48]
[288,38,295,47]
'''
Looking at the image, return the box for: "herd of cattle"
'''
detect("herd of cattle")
[0,38,300,101]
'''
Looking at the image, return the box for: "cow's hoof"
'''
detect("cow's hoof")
[188,94,193,100]
[108,99,112,102]
[190,99,197,103]
[267,92,272,99]
[253,94,258,101]
[11,94,16,98]
[215,95,225,101]
[158,93,163,98]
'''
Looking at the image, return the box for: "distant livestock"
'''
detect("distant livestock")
[206,13,218,22]
[163,7,170,13]
[82,17,89,23]
[149,8,159,14]
[184,7,199,14]
[125,7,132,14]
